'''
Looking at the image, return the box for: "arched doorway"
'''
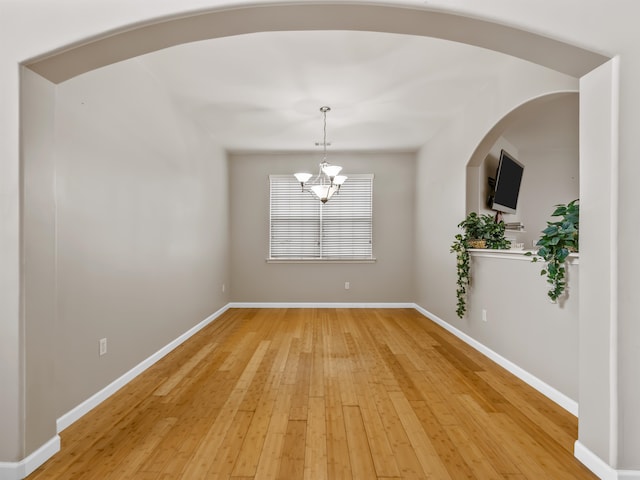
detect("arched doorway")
[14,3,617,478]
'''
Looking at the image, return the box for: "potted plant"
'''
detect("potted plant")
[450,212,511,318]
[527,199,579,302]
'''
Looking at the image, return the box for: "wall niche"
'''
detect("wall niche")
[466,92,579,249]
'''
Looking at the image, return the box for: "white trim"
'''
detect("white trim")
[469,249,580,265]
[575,441,640,480]
[608,55,620,467]
[266,258,377,264]
[56,304,230,432]
[0,435,60,480]
[227,302,415,309]
[413,304,579,416]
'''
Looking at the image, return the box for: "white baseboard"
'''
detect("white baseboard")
[575,441,640,479]
[0,435,60,480]
[227,302,415,308]
[413,304,580,417]
[57,304,230,432]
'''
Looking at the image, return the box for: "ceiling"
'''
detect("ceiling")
[135,30,543,153]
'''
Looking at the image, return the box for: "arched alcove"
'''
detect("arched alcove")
[466,92,579,247]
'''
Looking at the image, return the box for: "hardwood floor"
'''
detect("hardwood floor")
[28,308,596,479]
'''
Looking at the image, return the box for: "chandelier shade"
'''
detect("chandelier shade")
[294,172,313,185]
[321,164,342,179]
[333,175,347,186]
[311,184,339,203]
[293,106,347,203]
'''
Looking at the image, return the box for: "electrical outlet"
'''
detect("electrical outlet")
[482,309,488,322]
[345,281,350,290]
[222,283,226,293]
[99,338,107,356]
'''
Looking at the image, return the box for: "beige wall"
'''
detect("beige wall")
[515,148,579,248]
[466,254,579,402]
[229,152,415,303]
[52,59,230,417]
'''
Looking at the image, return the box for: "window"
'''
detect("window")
[269,174,374,261]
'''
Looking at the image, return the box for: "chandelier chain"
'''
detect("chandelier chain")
[321,106,329,161]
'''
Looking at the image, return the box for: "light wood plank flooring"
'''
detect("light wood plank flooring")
[28,308,596,479]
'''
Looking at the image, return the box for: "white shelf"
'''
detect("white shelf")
[468,248,579,264]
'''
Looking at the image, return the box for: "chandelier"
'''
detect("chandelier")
[294,106,347,203]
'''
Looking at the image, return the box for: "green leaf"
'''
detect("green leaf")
[557,248,569,262]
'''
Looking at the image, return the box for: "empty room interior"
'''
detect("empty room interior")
[3,2,640,480]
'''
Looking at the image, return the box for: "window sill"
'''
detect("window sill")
[266,258,377,264]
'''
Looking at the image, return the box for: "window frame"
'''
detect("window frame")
[268,173,375,263]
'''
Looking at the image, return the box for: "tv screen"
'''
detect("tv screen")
[491,150,524,214]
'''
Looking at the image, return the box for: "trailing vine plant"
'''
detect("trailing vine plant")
[450,234,471,318]
[450,212,511,318]
[527,199,579,302]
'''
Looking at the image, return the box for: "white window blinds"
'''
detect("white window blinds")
[269,174,374,260]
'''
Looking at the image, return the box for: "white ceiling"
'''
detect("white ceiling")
[136,30,535,152]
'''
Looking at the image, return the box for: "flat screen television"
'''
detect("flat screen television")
[490,149,524,214]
